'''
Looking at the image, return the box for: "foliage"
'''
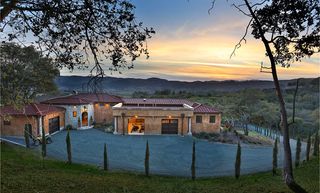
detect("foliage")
[0,0,154,90]
[191,140,196,181]
[235,142,241,179]
[295,137,301,168]
[65,124,73,131]
[313,133,319,156]
[103,143,108,171]
[66,131,72,164]
[0,43,59,106]
[24,124,30,148]
[272,137,278,176]
[1,143,320,193]
[306,134,311,161]
[144,140,149,177]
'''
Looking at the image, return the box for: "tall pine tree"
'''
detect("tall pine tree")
[273,138,278,176]
[191,140,196,180]
[235,142,241,179]
[104,143,108,171]
[306,134,311,161]
[144,140,149,177]
[295,137,301,168]
[66,131,72,164]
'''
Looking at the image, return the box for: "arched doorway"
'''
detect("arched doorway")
[82,112,88,126]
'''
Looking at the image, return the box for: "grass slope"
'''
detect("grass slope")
[1,142,319,193]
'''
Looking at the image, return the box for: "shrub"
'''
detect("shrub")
[235,142,241,179]
[66,124,73,131]
[90,116,94,126]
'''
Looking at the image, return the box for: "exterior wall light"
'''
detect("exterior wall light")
[134,115,138,118]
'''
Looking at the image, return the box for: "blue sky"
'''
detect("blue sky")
[61,0,320,81]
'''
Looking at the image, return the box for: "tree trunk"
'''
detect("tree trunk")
[243,0,307,192]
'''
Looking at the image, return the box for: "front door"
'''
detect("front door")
[82,112,88,126]
[49,117,60,134]
[161,119,178,134]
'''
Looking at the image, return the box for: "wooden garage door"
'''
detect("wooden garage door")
[161,119,178,134]
[49,117,60,134]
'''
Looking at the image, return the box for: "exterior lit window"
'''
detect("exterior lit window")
[196,116,202,123]
[73,111,77,117]
[210,116,216,123]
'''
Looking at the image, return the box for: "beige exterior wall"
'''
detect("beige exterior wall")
[0,115,39,136]
[113,108,193,135]
[191,113,222,133]
[93,103,115,124]
[0,111,65,137]
[43,111,65,134]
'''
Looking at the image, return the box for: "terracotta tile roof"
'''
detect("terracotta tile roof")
[42,93,122,105]
[0,103,65,116]
[122,98,194,106]
[193,104,221,114]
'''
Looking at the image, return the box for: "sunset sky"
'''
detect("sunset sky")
[61,0,320,81]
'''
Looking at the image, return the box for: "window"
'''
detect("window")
[99,103,104,107]
[196,116,202,123]
[3,120,10,125]
[73,111,77,117]
[210,116,216,123]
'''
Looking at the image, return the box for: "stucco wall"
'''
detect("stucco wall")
[60,104,94,129]
[0,115,38,136]
[191,113,221,133]
[93,103,115,124]
[113,108,193,135]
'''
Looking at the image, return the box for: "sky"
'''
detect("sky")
[61,0,320,81]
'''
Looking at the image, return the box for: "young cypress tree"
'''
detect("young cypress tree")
[272,137,278,176]
[66,131,72,164]
[103,143,108,171]
[235,142,241,179]
[144,140,149,177]
[191,140,196,180]
[295,137,301,168]
[313,133,319,156]
[41,127,46,158]
[306,133,311,161]
[24,124,30,148]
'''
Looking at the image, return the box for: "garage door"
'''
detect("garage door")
[161,119,178,134]
[49,117,60,134]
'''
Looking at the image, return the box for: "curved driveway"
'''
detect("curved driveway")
[46,129,305,177]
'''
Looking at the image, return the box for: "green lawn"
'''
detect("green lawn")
[1,142,319,193]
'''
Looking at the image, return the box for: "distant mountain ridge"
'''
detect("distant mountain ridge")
[55,76,319,95]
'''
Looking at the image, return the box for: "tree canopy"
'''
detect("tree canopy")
[0,43,59,106]
[0,0,155,90]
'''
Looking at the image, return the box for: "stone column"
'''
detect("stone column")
[113,116,118,134]
[188,117,192,135]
